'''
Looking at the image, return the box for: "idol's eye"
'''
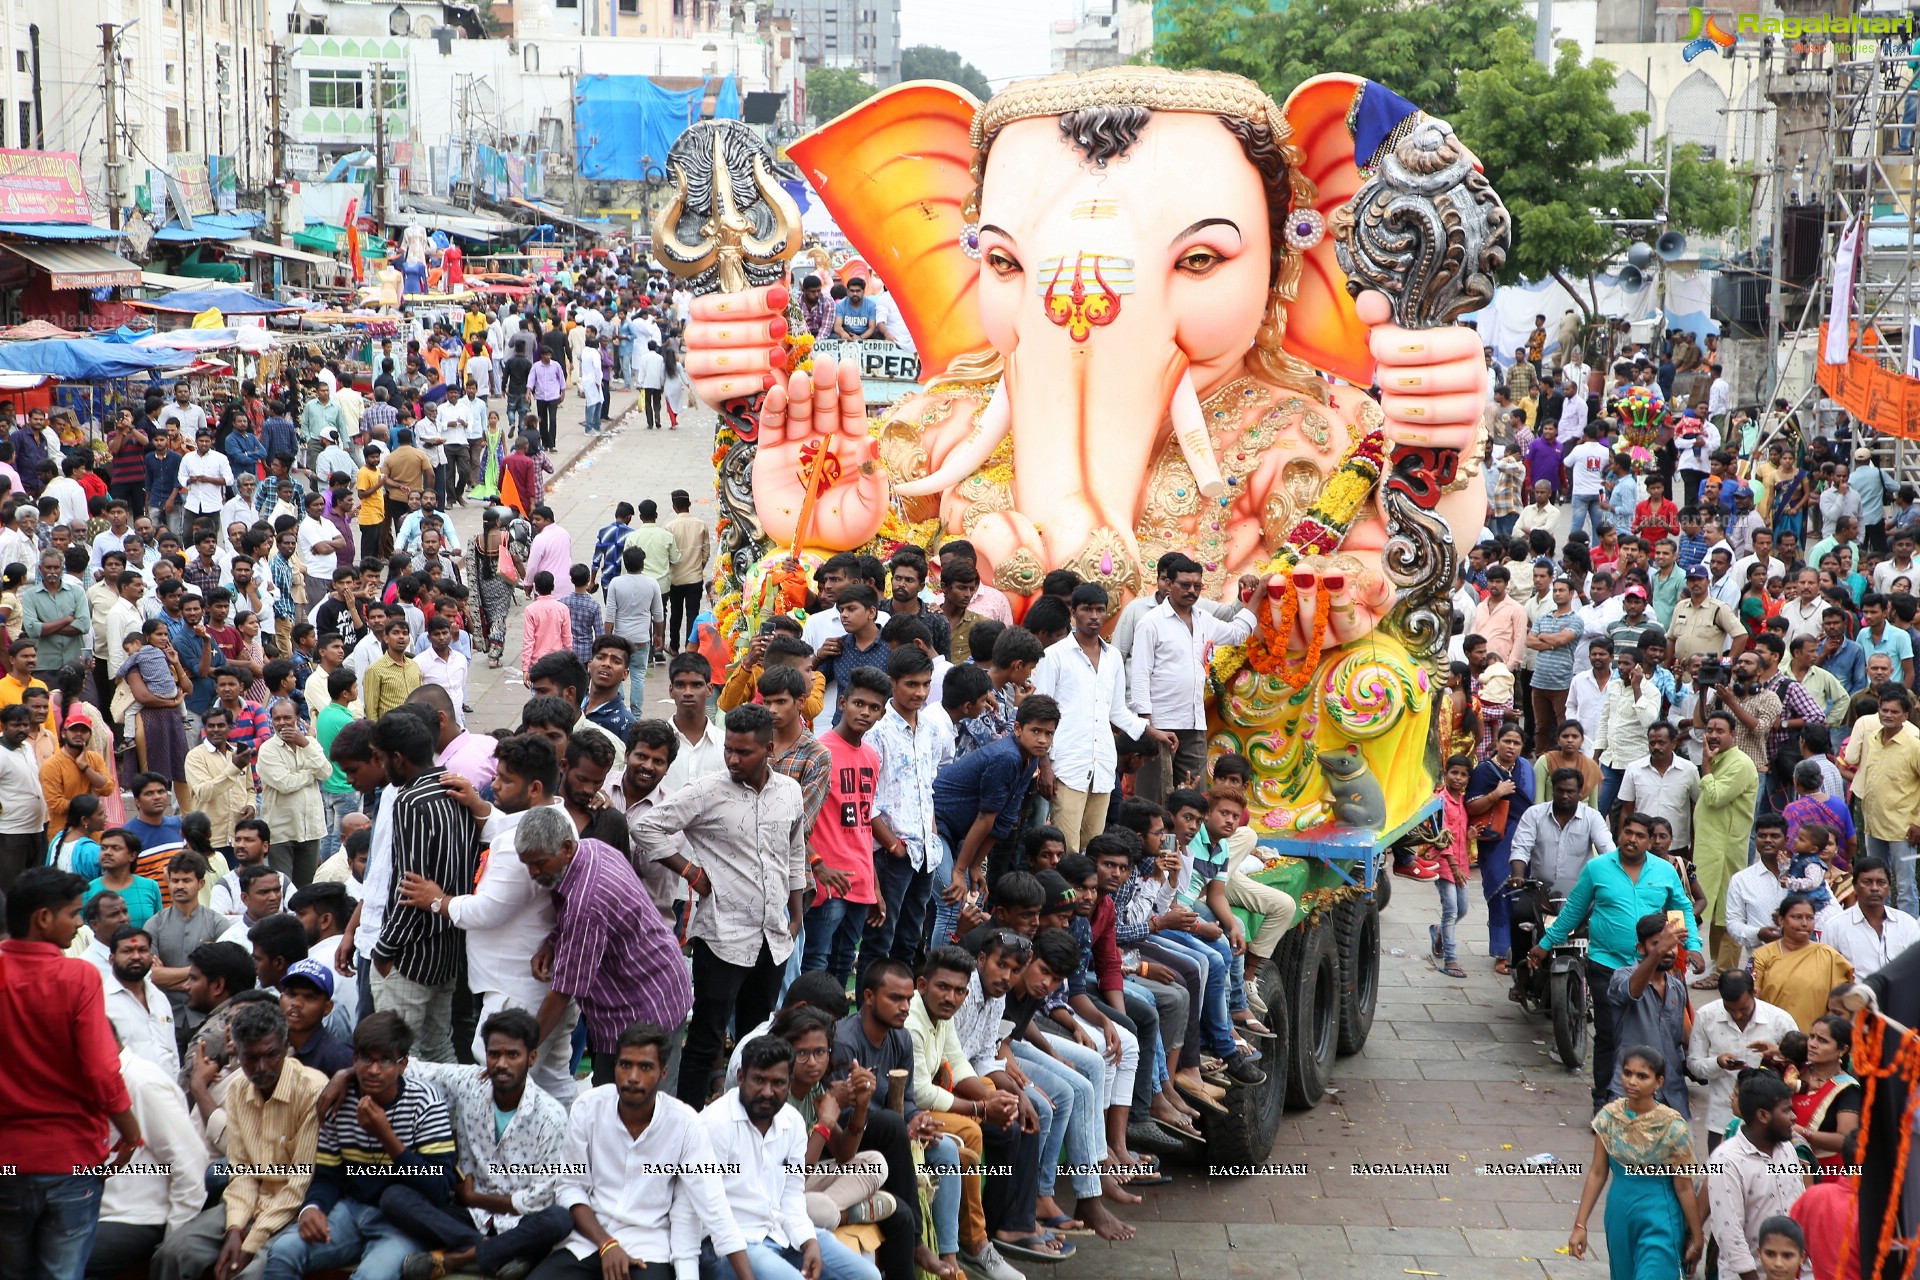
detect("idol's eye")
[1176,248,1225,276]
[985,249,1021,278]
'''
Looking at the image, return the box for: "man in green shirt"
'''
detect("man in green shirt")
[623,498,680,599]
[314,667,362,861]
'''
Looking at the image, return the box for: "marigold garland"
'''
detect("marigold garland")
[1216,426,1390,690]
[1838,1005,1920,1280]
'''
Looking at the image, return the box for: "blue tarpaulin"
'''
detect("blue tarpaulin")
[572,76,740,181]
[130,286,296,315]
[152,212,264,244]
[0,223,123,242]
[0,339,194,379]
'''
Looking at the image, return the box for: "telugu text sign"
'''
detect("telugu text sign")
[0,151,91,224]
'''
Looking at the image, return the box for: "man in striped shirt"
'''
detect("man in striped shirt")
[516,805,694,1088]
[261,1011,456,1280]
[368,710,479,1063]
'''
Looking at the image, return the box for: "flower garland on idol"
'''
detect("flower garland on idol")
[1215,425,1390,690]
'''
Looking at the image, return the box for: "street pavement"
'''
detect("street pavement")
[440,400,1616,1279]
[1057,902,1611,1280]
[439,387,724,732]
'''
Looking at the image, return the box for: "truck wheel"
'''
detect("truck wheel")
[1334,898,1380,1056]
[1283,917,1339,1109]
[1203,954,1290,1164]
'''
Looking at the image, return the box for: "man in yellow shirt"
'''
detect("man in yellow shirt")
[1844,685,1920,914]
[362,617,422,721]
[0,640,48,712]
[184,704,256,856]
[356,442,389,559]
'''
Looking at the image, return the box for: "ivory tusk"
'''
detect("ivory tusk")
[896,381,1012,498]
[1170,371,1225,498]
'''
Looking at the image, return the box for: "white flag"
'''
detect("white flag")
[1826,215,1863,366]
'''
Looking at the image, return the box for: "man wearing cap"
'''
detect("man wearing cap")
[1669,565,1742,665]
[1606,583,1657,652]
[316,430,360,494]
[280,958,355,1076]
[1726,488,1766,558]
[1855,446,1889,556]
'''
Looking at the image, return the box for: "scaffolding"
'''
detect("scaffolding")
[1805,30,1920,476]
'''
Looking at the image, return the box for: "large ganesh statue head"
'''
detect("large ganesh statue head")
[733,66,1505,842]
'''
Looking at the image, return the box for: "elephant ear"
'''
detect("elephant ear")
[787,83,985,380]
[1279,73,1375,389]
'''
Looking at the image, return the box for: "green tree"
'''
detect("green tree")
[1153,0,1533,118]
[1455,27,1743,313]
[900,45,992,101]
[807,66,878,123]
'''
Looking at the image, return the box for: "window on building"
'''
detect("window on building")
[13,51,23,73]
[307,68,364,109]
[165,64,175,84]
[16,102,29,148]
[167,107,182,151]
[619,0,638,12]
[557,0,578,9]
[374,72,407,110]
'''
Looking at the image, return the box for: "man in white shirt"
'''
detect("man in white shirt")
[1615,723,1701,856]
[102,923,181,1077]
[1724,817,1793,961]
[1684,971,1798,1150]
[1729,528,1786,595]
[1593,648,1663,815]
[1033,584,1176,851]
[416,613,470,725]
[1824,855,1920,979]
[176,429,235,523]
[158,385,209,439]
[1777,568,1827,644]
[1128,552,1257,805]
[1706,363,1731,426]
[396,734,580,1105]
[89,1043,211,1275]
[442,377,480,506]
[43,455,90,528]
[1705,1072,1806,1280]
[297,491,346,605]
[1562,421,1612,543]
[1565,638,1613,752]
[552,1024,753,1280]
[221,472,262,532]
[705,1036,878,1280]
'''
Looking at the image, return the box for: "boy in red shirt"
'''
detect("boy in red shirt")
[1634,475,1680,542]
[801,665,888,982]
[1431,754,1474,979]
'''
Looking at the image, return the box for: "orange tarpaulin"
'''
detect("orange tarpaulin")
[1817,323,1920,436]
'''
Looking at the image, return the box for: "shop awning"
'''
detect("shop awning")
[3,240,141,289]
[507,198,610,237]
[231,238,335,267]
[141,270,205,292]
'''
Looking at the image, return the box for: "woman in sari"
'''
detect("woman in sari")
[468,409,507,502]
[1791,1013,1861,1181]
[120,617,192,810]
[1753,895,1855,1030]
[469,505,520,669]
[1438,661,1480,761]
[1568,1045,1704,1280]
[1772,450,1808,543]
[1465,723,1534,977]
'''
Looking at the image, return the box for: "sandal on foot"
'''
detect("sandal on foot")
[1441,964,1468,979]
[997,1235,1072,1262]
[1038,1214,1091,1235]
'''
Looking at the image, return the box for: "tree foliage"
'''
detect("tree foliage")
[900,45,992,102]
[1153,0,1533,118]
[806,67,877,124]
[1455,27,1743,311]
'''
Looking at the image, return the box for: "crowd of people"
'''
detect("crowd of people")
[1424,326,1907,1280]
[0,402,1313,1280]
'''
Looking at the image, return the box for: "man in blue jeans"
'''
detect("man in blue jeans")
[262,1011,454,1280]
[0,866,143,1280]
[1563,421,1615,544]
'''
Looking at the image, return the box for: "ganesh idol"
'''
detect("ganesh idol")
[680,67,1498,838]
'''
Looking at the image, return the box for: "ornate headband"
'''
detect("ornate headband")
[968,66,1295,150]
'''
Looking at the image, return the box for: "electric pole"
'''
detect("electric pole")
[268,43,285,241]
[372,61,388,226]
[99,23,121,229]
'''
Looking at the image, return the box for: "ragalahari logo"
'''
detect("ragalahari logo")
[1682,7,1739,60]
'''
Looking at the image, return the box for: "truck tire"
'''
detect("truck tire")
[1283,917,1339,1109]
[1203,954,1290,1165]
[1372,852,1392,913]
[1334,897,1380,1056]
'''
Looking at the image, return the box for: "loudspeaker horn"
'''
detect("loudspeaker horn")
[1618,264,1647,291]
[1656,231,1688,261]
[1627,242,1656,270]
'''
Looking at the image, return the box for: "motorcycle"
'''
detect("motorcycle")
[1506,877,1589,1070]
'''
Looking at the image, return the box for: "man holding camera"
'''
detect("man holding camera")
[1690,650,1782,777]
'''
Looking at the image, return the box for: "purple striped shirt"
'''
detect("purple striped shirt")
[548,837,693,1049]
